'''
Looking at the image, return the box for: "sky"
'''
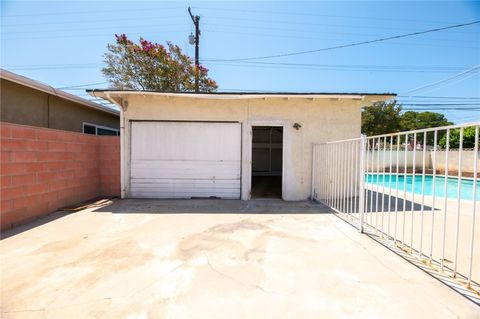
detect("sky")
[1,0,480,123]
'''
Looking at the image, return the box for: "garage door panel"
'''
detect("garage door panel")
[130,121,241,199]
[130,191,239,199]
[131,185,240,191]
[131,160,240,179]
[131,179,241,186]
[131,122,240,161]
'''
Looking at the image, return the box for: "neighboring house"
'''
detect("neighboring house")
[1,69,119,135]
[89,90,395,201]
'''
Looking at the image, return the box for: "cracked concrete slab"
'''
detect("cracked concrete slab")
[1,199,479,318]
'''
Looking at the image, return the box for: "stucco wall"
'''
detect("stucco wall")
[366,150,433,170]
[365,150,479,174]
[121,95,365,200]
[434,150,479,174]
[1,79,119,132]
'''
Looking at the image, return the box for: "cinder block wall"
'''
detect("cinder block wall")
[99,137,121,196]
[1,122,120,230]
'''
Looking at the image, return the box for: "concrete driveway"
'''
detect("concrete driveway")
[1,199,479,318]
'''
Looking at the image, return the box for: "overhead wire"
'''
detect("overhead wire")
[201,22,478,44]
[405,65,480,94]
[199,15,478,35]
[200,29,479,50]
[192,6,460,24]
[58,82,109,89]
[203,61,471,73]
[1,6,186,18]
[202,20,480,61]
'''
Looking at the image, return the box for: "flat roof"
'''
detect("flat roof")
[87,89,396,102]
[1,69,119,116]
[87,89,395,96]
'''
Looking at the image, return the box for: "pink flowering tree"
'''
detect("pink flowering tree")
[102,34,218,92]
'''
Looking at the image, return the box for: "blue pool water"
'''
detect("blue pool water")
[365,174,480,201]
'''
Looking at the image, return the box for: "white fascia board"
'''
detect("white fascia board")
[89,91,395,101]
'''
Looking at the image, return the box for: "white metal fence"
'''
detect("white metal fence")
[312,122,479,292]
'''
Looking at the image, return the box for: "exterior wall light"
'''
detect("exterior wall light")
[293,123,302,130]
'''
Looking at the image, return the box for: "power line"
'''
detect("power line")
[203,20,480,62]
[1,6,184,18]
[405,65,480,94]
[193,6,460,24]
[2,29,190,41]
[4,63,103,71]
[5,62,473,74]
[399,103,480,106]
[398,95,480,100]
[2,15,186,28]
[58,82,109,89]
[201,29,479,50]
[202,22,478,45]
[6,21,477,46]
[4,11,476,36]
[402,108,480,111]
[202,15,478,36]
[4,62,465,70]
[204,61,471,73]
[211,88,480,111]
[5,23,189,35]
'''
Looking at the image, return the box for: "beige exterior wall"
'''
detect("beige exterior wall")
[1,79,119,132]
[435,150,479,174]
[366,150,433,170]
[121,94,371,200]
[366,150,479,174]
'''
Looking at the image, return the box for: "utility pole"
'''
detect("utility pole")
[188,7,200,92]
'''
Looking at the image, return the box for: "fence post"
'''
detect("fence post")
[358,134,367,233]
[311,144,317,201]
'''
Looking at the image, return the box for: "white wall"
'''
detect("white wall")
[366,150,479,173]
[118,94,378,200]
[435,150,479,173]
[366,150,432,171]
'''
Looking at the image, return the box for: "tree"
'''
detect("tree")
[102,34,218,92]
[399,111,452,145]
[400,111,452,130]
[361,100,402,136]
[361,101,454,147]
[438,126,478,149]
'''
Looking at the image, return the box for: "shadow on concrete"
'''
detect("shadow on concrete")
[91,198,332,215]
[365,190,434,212]
[1,211,72,240]
[327,190,434,213]
[2,199,332,239]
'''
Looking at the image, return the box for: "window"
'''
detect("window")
[83,123,119,136]
[83,124,96,135]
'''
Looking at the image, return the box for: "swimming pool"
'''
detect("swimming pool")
[365,174,480,201]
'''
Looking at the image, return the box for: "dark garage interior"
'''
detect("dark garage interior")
[251,126,283,198]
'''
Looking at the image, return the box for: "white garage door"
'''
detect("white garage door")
[130,121,241,199]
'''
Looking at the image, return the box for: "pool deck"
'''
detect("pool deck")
[362,183,480,289]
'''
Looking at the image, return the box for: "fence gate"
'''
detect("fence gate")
[311,122,480,303]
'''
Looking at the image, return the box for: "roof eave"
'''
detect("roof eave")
[1,69,119,116]
[87,90,396,104]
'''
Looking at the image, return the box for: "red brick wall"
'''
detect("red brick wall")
[99,137,121,197]
[1,122,120,230]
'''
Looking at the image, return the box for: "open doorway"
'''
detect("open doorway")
[251,126,283,198]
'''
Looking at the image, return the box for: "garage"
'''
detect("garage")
[88,91,394,200]
[130,121,241,199]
